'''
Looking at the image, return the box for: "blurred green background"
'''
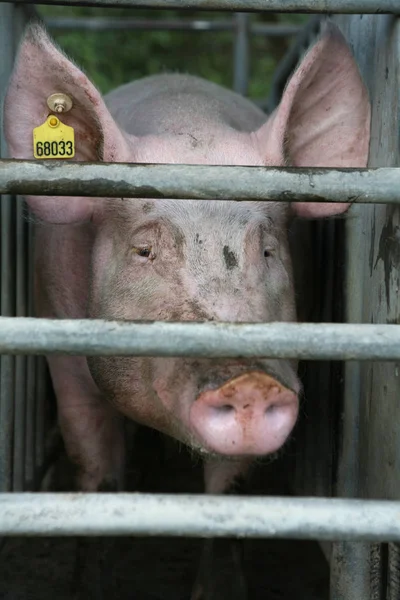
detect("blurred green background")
[38,7,307,101]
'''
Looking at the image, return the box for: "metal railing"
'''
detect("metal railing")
[1,162,400,204]
[45,16,302,35]
[1,0,399,13]
[0,318,399,361]
[2,494,400,540]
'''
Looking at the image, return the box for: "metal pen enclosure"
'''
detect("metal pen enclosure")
[0,2,400,600]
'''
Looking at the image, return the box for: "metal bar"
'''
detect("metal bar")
[0,200,15,493]
[1,161,400,204]
[12,198,27,491]
[331,205,370,599]
[2,494,400,539]
[233,13,249,96]
[1,0,36,495]
[0,2,15,494]
[34,358,46,474]
[24,358,36,489]
[45,17,301,36]
[24,221,36,490]
[2,0,398,14]
[0,319,399,360]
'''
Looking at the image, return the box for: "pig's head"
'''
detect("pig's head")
[4,24,370,459]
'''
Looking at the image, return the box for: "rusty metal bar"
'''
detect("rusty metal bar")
[0,318,399,360]
[45,16,301,36]
[2,493,400,539]
[1,161,400,205]
[1,0,398,13]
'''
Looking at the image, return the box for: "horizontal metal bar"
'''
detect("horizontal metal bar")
[1,161,400,204]
[0,318,399,360]
[45,17,301,36]
[1,493,400,540]
[2,0,398,14]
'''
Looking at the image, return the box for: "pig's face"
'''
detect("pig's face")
[87,196,299,457]
[4,23,371,459]
[84,132,300,458]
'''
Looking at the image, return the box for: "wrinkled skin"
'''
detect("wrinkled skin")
[4,22,370,599]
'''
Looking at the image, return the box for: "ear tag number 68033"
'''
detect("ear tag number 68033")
[33,115,75,159]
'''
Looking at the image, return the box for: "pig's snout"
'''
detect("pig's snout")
[190,371,298,456]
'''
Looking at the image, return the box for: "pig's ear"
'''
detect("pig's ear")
[256,23,371,218]
[4,23,132,224]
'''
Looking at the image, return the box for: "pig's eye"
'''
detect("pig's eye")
[132,246,154,260]
[264,248,273,259]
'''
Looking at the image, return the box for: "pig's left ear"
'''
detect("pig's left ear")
[255,23,371,218]
[4,23,132,223]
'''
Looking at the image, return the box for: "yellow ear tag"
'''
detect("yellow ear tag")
[33,115,75,159]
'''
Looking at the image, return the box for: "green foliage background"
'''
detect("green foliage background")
[38,7,307,102]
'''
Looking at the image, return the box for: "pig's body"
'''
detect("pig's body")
[5,26,371,596]
[106,73,267,136]
[35,73,299,492]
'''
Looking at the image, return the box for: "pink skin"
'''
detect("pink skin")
[4,24,370,494]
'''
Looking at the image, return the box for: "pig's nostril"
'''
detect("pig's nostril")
[265,404,277,414]
[219,404,235,414]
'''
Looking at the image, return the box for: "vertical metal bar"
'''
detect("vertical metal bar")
[35,358,46,474]
[387,543,400,599]
[0,2,15,493]
[330,13,399,598]
[370,544,388,600]
[24,220,36,489]
[233,13,249,96]
[330,210,371,600]
[12,197,27,491]
[0,202,15,493]
[11,3,42,492]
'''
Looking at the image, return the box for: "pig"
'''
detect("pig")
[4,22,370,599]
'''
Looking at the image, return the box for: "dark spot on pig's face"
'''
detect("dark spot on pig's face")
[223,245,238,270]
[142,202,153,214]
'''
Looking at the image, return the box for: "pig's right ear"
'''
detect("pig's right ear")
[4,24,132,224]
[255,23,371,218]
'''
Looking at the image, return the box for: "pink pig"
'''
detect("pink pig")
[5,25,369,497]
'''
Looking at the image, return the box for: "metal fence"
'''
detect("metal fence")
[2,494,400,540]
[2,0,399,12]
[1,1,400,599]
